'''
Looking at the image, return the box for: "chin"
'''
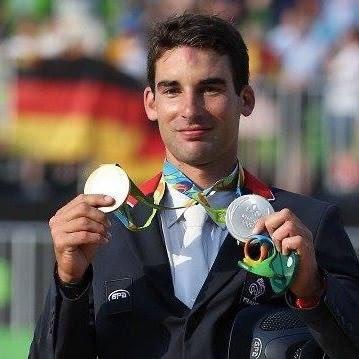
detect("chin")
[175,150,215,167]
[166,140,222,165]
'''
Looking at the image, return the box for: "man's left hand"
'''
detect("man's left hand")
[253,208,323,298]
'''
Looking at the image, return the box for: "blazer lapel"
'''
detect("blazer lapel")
[194,171,276,308]
[123,206,187,312]
[194,233,246,308]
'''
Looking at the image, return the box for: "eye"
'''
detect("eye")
[163,87,180,96]
[203,86,223,95]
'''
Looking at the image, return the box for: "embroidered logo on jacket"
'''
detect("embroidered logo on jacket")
[249,278,266,300]
[108,289,130,301]
[242,278,266,305]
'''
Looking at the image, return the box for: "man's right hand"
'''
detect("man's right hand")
[49,194,115,284]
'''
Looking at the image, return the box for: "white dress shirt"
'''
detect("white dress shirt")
[159,184,236,307]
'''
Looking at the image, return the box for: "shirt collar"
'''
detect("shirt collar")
[162,183,236,229]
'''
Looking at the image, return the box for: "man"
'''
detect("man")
[30,14,359,358]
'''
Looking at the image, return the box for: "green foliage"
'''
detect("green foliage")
[0,258,10,308]
[0,327,32,359]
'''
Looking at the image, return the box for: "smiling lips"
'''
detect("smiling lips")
[178,126,212,140]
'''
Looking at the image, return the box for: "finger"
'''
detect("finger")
[252,217,266,234]
[281,235,302,256]
[271,220,301,252]
[60,203,111,226]
[56,194,114,216]
[55,194,90,215]
[271,222,289,253]
[262,209,295,237]
[272,219,309,242]
[60,231,109,248]
[271,226,288,253]
[253,209,297,235]
[61,217,108,236]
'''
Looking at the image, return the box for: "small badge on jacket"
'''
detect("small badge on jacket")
[241,275,269,306]
[104,277,133,315]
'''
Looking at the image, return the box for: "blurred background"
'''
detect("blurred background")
[0,0,358,357]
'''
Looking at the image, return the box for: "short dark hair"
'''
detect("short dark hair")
[147,13,249,95]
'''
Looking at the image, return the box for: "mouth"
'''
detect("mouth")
[178,126,212,140]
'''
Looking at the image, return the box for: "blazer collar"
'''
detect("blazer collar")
[127,169,275,206]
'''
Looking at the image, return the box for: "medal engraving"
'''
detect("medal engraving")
[225,195,274,242]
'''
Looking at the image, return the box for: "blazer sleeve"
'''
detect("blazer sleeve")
[29,266,96,359]
[290,205,359,358]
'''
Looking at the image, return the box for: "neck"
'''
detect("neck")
[166,156,238,189]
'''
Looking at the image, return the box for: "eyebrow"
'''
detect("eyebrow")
[199,78,227,86]
[157,80,178,89]
[156,77,227,90]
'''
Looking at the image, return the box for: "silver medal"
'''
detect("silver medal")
[84,164,130,213]
[225,194,274,242]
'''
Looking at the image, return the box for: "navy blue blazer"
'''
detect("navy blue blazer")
[29,185,359,358]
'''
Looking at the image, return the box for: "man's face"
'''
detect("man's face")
[144,46,252,168]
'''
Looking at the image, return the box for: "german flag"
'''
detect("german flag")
[6,57,164,182]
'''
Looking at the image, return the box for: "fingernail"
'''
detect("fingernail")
[107,232,112,239]
[104,195,114,203]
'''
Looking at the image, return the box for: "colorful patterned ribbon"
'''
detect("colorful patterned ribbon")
[162,161,244,224]
[114,160,244,231]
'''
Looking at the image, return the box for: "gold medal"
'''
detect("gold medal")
[84,164,130,213]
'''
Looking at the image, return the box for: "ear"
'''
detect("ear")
[144,87,157,122]
[239,85,255,117]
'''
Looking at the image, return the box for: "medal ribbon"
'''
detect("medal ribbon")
[162,161,244,225]
[114,160,244,230]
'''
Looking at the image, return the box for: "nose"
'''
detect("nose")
[182,90,202,120]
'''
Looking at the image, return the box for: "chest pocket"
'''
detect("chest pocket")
[103,277,133,315]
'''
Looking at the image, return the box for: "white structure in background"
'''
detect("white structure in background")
[50,0,106,57]
[2,0,106,61]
